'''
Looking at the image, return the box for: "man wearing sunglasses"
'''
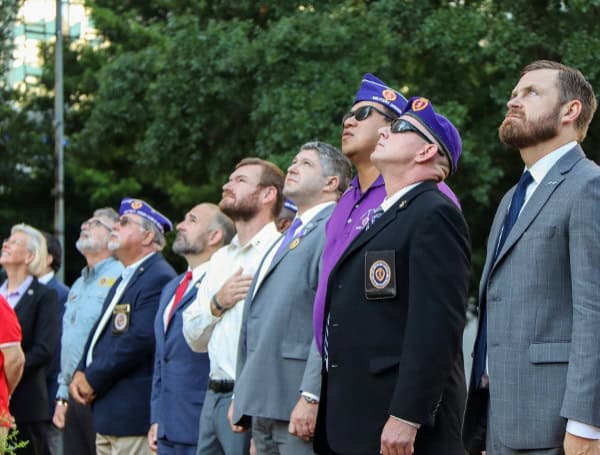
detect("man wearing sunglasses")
[314,97,470,455]
[312,74,460,358]
[70,199,176,455]
[51,208,123,455]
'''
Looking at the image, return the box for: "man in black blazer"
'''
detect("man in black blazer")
[314,97,470,455]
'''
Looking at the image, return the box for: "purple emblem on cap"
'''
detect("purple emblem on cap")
[401,96,462,174]
[353,73,407,117]
[119,198,173,233]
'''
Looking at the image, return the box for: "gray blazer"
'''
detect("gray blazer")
[468,145,600,449]
[232,204,333,424]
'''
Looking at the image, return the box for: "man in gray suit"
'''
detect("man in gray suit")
[463,60,600,455]
[229,142,351,454]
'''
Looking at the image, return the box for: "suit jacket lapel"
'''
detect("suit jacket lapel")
[339,181,438,263]
[493,146,583,267]
[13,280,36,313]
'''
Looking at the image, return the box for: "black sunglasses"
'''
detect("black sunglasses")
[391,118,448,160]
[390,118,434,144]
[342,105,395,125]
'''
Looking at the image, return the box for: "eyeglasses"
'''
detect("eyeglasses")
[342,105,395,125]
[118,215,145,228]
[390,118,448,159]
[81,218,113,230]
[390,118,435,144]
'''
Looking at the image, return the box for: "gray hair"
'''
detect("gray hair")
[93,207,120,225]
[209,211,236,246]
[139,217,166,250]
[300,141,352,196]
[10,223,48,277]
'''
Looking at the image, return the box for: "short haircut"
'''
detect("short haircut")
[42,232,62,273]
[235,157,285,217]
[522,60,597,141]
[300,141,353,197]
[139,217,166,250]
[93,207,120,225]
[11,223,48,277]
[209,211,236,246]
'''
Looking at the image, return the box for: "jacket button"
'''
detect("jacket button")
[163,356,169,363]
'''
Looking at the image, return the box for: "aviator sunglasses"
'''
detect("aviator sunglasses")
[391,118,448,162]
[342,105,396,125]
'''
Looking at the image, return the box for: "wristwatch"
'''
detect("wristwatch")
[302,395,319,405]
[56,398,69,407]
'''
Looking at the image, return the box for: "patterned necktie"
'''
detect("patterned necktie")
[473,170,533,387]
[274,217,302,259]
[167,271,193,326]
[364,206,384,231]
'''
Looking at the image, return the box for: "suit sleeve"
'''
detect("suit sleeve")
[300,338,322,397]
[389,203,470,426]
[85,268,172,397]
[24,286,58,375]
[561,174,600,426]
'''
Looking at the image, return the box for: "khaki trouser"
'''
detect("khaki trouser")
[96,433,153,455]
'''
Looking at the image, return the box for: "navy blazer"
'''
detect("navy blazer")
[45,276,69,417]
[150,272,210,445]
[78,253,176,436]
[10,278,59,423]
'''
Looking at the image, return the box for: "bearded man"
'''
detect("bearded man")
[464,61,600,455]
[183,158,284,455]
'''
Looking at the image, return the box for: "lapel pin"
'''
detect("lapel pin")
[27,289,34,295]
[399,200,407,208]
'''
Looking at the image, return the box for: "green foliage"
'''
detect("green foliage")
[1,0,600,290]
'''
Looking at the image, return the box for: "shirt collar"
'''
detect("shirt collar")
[348,174,385,196]
[298,201,335,226]
[81,256,121,280]
[528,141,577,184]
[229,222,279,253]
[188,260,210,283]
[38,271,54,285]
[381,182,424,212]
[0,275,34,299]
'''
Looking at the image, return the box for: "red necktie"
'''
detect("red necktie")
[167,271,193,326]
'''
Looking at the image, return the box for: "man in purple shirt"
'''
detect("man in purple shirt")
[313,74,460,352]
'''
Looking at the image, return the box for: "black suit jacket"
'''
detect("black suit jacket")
[10,278,59,423]
[314,181,471,455]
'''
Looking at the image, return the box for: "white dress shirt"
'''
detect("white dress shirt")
[161,262,209,331]
[182,222,280,381]
[85,252,155,366]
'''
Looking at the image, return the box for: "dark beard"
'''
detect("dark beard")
[499,104,561,149]
[172,235,205,256]
[219,192,260,222]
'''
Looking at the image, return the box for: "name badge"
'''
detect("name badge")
[112,304,131,335]
[364,250,396,300]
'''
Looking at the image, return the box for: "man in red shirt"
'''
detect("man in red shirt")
[0,295,24,446]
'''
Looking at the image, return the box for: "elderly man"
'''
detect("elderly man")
[230,142,351,454]
[52,208,123,455]
[315,97,470,455]
[71,199,176,455]
[148,203,234,455]
[183,158,284,455]
[464,61,600,455]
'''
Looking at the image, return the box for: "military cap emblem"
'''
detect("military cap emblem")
[382,89,397,101]
[411,97,429,112]
[131,200,143,209]
[369,260,392,289]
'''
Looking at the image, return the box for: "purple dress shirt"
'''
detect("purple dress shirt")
[0,275,34,309]
[312,175,460,353]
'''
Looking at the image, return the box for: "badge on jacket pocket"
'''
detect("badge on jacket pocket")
[112,304,131,334]
[364,250,396,300]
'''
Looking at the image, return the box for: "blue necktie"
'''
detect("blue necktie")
[274,217,302,260]
[473,170,533,387]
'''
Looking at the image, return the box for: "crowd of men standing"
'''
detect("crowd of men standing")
[0,59,599,455]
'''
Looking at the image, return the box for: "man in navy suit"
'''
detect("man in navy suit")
[70,198,176,455]
[39,232,69,455]
[148,203,234,455]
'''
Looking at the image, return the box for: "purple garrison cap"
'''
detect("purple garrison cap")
[353,74,407,117]
[283,198,298,213]
[401,96,462,174]
[119,198,173,233]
